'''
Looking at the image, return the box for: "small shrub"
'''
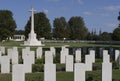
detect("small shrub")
[32,64,44,72]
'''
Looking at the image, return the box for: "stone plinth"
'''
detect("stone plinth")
[23,8,44,46]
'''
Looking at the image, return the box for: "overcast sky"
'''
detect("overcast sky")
[0,0,120,33]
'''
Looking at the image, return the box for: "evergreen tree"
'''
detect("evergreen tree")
[15,30,25,35]
[112,27,120,41]
[53,17,70,39]
[68,16,88,40]
[100,32,112,41]
[0,10,16,41]
[25,12,51,40]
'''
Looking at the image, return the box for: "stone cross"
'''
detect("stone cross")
[29,8,36,34]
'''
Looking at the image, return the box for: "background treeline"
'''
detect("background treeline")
[0,10,120,41]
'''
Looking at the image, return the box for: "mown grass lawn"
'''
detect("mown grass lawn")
[0,70,120,81]
[0,41,120,48]
[0,41,120,81]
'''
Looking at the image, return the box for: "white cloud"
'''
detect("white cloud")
[83,11,93,16]
[83,11,110,17]
[43,9,49,14]
[104,23,117,27]
[77,0,83,4]
[104,5,120,11]
[99,13,110,17]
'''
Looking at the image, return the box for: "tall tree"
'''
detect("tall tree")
[112,27,120,41]
[25,12,51,39]
[0,10,16,41]
[100,32,112,41]
[15,30,25,35]
[53,17,70,39]
[68,16,88,40]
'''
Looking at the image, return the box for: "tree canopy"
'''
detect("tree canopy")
[100,32,112,41]
[0,10,16,41]
[112,27,120,41]
[68,16,88,40]
[25,12,51,40]
[53,17,70,39]
[15,30,25,35]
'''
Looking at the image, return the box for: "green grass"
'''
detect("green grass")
[0,72,73,81]
[0,41,120,81]
[1,70,120,81]
[57,72,73,81]
[0,73,11,81]
[0,41,120,48]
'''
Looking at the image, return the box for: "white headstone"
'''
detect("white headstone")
[103,50,110,63]
[60,48,69,64]
[61,46,66,51]
[13,47,18,51]
[74,63,86,81]
[75,49,81,63]
[85,55,93,71]
[23,50,35,73]
[89,50,95,63]
[7,48,13,59]
[23,55,32,73]
[0,46,5,54]
[45,51,53,64]
[12,50,18,64]
[102,51,112,81]
[36,47,42,59]
[22,48,30,60]
[26,47,30,51]
[29,51,35,64]
[50,47,56,56]
[115,50,119,62]
[66,55,73,72]
[12,64,25,81]
[1,56,10,73]
[44,64,56,81]
[0,51,1,64]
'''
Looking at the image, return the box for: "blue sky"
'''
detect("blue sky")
[0,0,120,33]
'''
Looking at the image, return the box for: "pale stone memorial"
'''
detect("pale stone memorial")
[12,50,18,64]
[89,50,95,63]
[22,47,30,60]
[50,47,56,56]
[36,47,42,59]
[75,49,81,63]
[115,50,120,62]
[74,63,86,81]
[85,55,93,71]
[66,55,73,72]
[13,47,18,51]
[23,55,32,73]
[44,64,56,81]
[0,46,5,54]
[0,51,1,64]
[45,51,53,64]
[7,48,13,59]
[24,8,43,46]
[103,50,110,63]
[1,56,10,73]
[12,64,25,81]
[102,50,112,81]
[23,50,35,73]
[29,51,35,64]
[60,48,69,64]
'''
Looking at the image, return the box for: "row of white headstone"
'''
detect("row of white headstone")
[12,49,112,81]
[0,46,120,64]
[0,46,115,81]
